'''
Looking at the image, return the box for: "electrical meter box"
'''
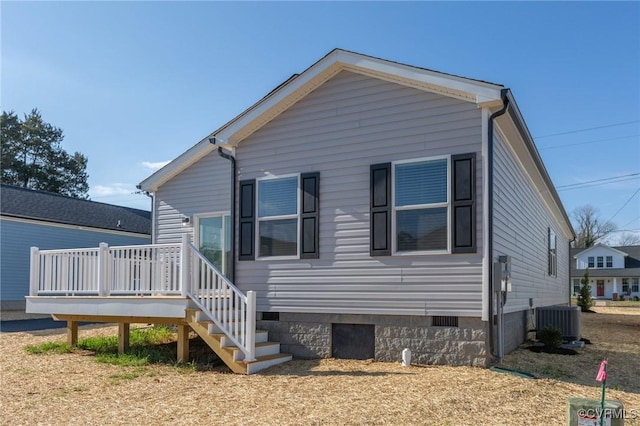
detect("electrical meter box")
[567,397,625,426]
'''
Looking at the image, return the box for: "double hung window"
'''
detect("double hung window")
[370,153,476,256]
[257,176,299,257]
[238,172,320,261]
[548,228,557,276]
[394,158,449,253]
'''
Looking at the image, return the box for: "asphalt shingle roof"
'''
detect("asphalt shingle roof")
[570,246,640,277]
[0,184,151,235]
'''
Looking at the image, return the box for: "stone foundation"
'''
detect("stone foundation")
[257,312,490,367]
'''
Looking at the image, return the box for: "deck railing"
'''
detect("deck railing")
[29,235,256,361]
[30,242,183,296]
[184,237,256,362]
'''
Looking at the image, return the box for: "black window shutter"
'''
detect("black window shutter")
[451,153,476,253]
[300,172,320,259]
[370,163,391,256]
[238,179,255,261]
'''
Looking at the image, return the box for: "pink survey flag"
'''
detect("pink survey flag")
[596,360,608,382]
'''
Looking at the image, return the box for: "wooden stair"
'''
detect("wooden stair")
[185,309,292,374]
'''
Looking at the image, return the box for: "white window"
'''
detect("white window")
[572,279,581,294]
[548,228,557,277]
[393,157,449,253]
[257,175,299,258]
[597,256,604,268]
[606,256,613,268]
[622,278,629,294]
[633,278,639,293]
[588,257,594,268]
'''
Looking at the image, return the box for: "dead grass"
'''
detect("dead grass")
[1,309,639,425]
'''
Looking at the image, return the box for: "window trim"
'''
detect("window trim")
[255,174,301,260]
[588,256,594,268]
[606,256,613,268]
[597,256,604,268]
[391,155,451,255]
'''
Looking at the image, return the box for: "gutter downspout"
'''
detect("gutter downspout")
[568,238,575,305]
[487,88,510,360]
[213,141,236,282]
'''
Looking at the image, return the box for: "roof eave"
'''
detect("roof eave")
[140,49,505,191]
[216,49,504,145]
[502,90,576,240]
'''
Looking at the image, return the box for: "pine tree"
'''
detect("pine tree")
[577,271,593,312]
[1,109,89,198]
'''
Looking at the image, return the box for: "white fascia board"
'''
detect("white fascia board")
[217,49,505,144]
[215,53,344,144]
[138,137,216,192]
[140,49,505,192]
[336,50,504,104]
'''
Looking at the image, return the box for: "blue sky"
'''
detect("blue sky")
[2,2,639,243]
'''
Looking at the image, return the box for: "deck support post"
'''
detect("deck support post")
[67,321,78,346]
[118,323,130,354]
[177,324,190,363]
[29,247,40,296]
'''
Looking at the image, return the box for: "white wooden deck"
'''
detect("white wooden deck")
[25,237,291,374]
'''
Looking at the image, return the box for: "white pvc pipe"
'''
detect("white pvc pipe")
[402,348,411,367]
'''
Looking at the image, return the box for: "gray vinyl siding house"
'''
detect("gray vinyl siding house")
[139,49,574,366]
[0,185,152,310]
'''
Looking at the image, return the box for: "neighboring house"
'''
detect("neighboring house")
[571,244,640,300]
[27,49,574,371]
[1,184,151,310]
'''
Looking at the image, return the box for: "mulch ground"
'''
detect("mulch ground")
[1,308,638,425]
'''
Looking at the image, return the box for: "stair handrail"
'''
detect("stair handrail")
[183,238,256,362]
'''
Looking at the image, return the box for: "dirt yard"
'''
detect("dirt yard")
[1,308,639,425]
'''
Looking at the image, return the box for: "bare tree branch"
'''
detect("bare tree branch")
[572,204,616,248]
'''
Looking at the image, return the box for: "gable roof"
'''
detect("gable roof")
[139,48,505,193]
[0,184,151,235]
[572,243,629,259]
[137,48,573,240]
